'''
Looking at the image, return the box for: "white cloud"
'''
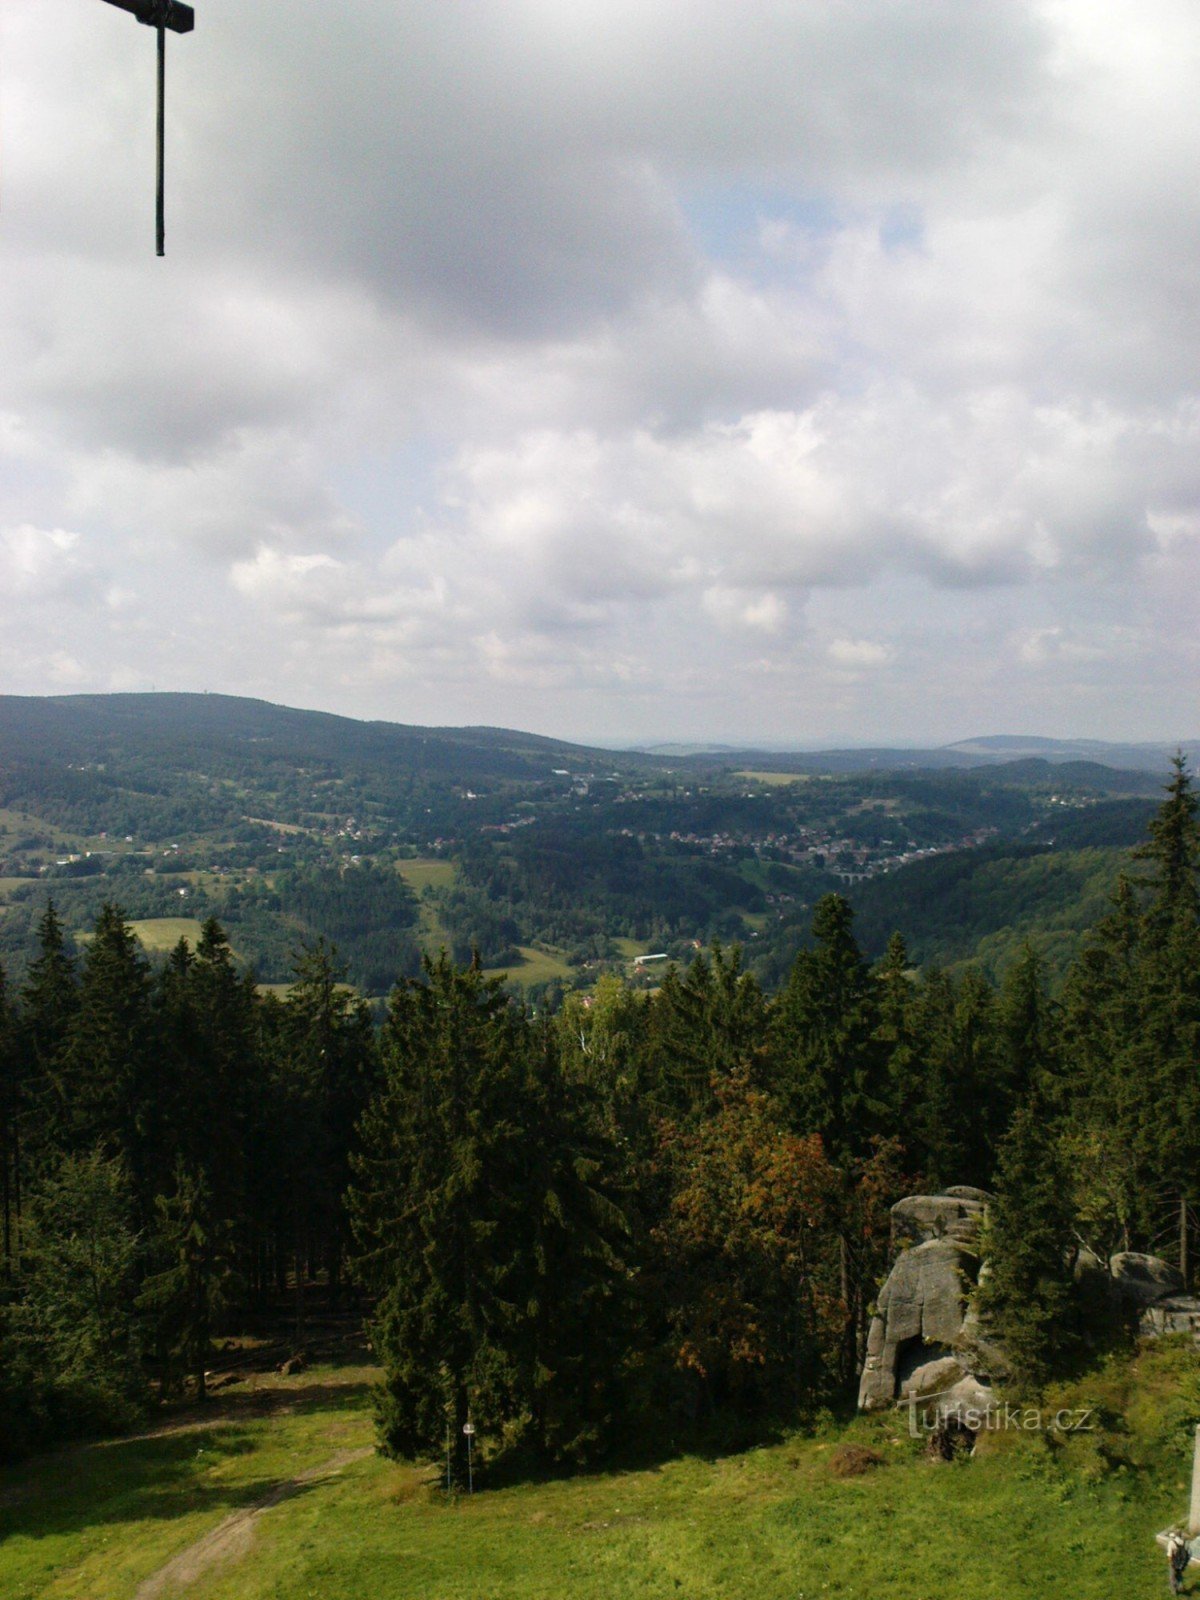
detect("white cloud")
[827,638,893,669]
[2,0,1200,741]
[0,525,96,601]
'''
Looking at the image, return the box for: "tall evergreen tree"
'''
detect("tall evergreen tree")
[772,895,883,1158]
[976,1096,1080,1390]
[348,956,529,1479]
[515,1021,631,1464]
[279,939,376,1298]
[60,906,156,1217]
[17,902,79,1176]
[0,965,17,1273]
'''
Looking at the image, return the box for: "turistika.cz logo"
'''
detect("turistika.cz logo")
[904,1396,1096,1437]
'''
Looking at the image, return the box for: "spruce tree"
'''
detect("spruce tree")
[976,1098,1079,1390]
[772,895,884,1158]
[61,906,156,1213]
[348,956,529,1479]
[18,902,79,1173]
[138,1160,233,1401]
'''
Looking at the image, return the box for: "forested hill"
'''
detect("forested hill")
[0,692,638,780]
[0,691,1183,992]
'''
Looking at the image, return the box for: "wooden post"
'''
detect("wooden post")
[1189,1424,1200,1535]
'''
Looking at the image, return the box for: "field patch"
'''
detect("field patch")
[733,770,810,786]
[396,857,457,892]
[485,945,574,986]
[130,917,208,952]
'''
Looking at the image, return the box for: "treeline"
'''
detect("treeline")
[0,916,376,1460]
[2,762,1197,1474]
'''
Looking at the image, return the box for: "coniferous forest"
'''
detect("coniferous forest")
[1,759,1197,1481]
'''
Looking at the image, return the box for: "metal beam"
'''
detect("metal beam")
[98,0,194,35]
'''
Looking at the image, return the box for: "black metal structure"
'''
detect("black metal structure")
[98,0,195,255]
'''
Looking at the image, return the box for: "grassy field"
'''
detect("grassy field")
[485,945,575,986]
[129,918,208,953]
[1,1343,1197,1599]
[733,770,810,787]
[396,858,458,893]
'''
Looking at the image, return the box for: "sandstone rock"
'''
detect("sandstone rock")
[1140,1295,1200,1340]
[859,1233,981,1410]
[943,1186,994,1204]
[1110,1251,1184,1307]
[891,1194,987,1250]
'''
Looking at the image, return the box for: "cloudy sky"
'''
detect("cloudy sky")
[2,1,1199,745]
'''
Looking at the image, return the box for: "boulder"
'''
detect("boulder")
[1110,1251,1184,1307]
[1141,1295,1200,1341]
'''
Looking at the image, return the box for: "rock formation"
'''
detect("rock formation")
[858,1192,1200,1415]
[857,1188,993,1413]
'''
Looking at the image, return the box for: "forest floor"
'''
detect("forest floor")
[1,1340,1198,1599]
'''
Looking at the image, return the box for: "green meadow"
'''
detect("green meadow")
[395,857,458,893]
[128,917,208,952]
[484,945,575,987]
[2,1343,1196,1600]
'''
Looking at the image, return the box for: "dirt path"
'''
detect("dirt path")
[133,1447,373,1600]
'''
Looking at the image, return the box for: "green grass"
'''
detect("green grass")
[2,1345,1196,1598]
[733,770,810,786]
[396,858,457,892]
[484,946,575,986]
[614,937,650,959]
[128,918,208,953]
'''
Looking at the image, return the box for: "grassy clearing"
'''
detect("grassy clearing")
[485,946,575,987]
[733,770,810,787]
[396,858,457,892]
[129,918,208,953]
[614,936,650,959]
[2,1345,1196,1599]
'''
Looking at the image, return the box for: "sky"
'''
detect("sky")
[2,0,1199,747]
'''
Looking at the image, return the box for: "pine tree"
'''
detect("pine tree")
[976,1099,1080,1390]
[772,895,884,1158]
[0,965,17,1273]
[516,1021,631,1464]
[17,902,79,1175]
[138,1159,234,1401]
[279,939,376,1300]
[642,946,767,1118]
[60,906,156,1213]
[348,956,529,1479]
[18,1148,145,1429]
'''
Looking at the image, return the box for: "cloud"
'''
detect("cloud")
[827,638,893,669]
[2,0,1200,741]
[0,525,97,602]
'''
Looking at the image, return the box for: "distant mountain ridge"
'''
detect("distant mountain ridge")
[0,692,1192,781]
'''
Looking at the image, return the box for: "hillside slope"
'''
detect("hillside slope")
[0,1344,1194,1599]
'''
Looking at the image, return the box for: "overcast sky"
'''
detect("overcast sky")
[1,1,1198,746]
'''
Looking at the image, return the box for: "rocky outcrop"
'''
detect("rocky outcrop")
[1110,1252,1200,1341]
[859,1197,1200,1414]
[1110,1251,1184,1307]
[858,1189,992,1412]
